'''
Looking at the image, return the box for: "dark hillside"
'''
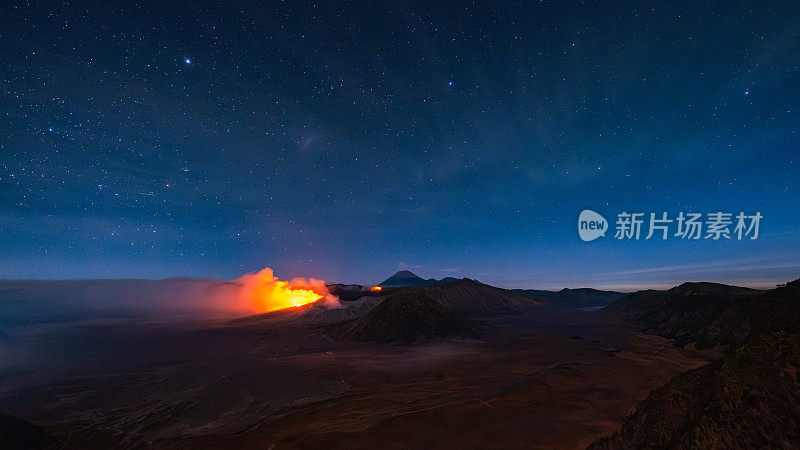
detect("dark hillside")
[331,288,480,343]
[590,331,800,449]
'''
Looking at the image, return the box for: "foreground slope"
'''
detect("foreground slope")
[594,279,800,448]
[0,413,54,448]
[591,331,800,449]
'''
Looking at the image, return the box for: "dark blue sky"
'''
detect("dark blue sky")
[1,1,798,289]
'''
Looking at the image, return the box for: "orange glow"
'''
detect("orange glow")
[370,286,382,291]
[235,267,327,313]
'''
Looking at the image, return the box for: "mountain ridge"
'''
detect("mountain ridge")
[514,287,625,309]
[605,281,773,348]
[377,270,467,287]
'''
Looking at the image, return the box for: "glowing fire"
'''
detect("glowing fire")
[370,286,382,291]
[235,267,327,313]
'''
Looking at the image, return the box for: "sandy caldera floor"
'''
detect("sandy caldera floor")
[1,309,716,449]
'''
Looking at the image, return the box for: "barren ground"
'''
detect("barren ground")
[1,307,716,448]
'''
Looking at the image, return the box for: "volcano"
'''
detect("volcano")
[377,270,476,287]
[332,287,480,342]
[332,279,539,342]
[421,278,538,314]
[377,270,435,287]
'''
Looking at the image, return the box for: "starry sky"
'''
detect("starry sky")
[1,1,799,289]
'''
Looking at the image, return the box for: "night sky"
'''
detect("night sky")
[2,1,799,289]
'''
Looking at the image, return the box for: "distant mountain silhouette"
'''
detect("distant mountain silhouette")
[438,276,460,283]
[378,270,432,287]
[377,271,465,287]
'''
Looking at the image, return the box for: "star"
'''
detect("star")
[448,81,453,86]
[184,58,192,64]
